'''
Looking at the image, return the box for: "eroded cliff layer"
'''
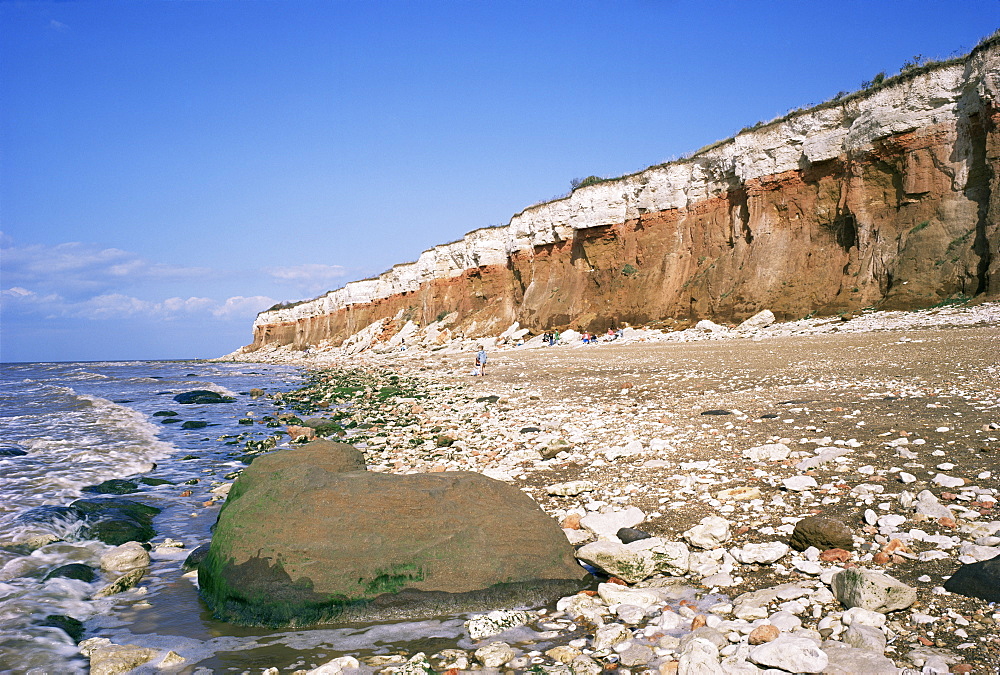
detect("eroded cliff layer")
[250,42,1000,351]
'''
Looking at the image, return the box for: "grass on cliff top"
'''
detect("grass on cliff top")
[559,28,1000,196]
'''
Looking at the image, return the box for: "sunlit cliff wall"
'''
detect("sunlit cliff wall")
[248,41,1000,350]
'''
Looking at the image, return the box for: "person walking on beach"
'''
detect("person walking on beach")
[476,346,488,376]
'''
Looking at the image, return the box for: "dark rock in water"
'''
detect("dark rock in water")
[0,446,28,456]
[476,395,500,403]
[943,557,1000,603]
[520,427,542,434]
[701,409,733,415]
[161,418,182,424]
[82,479,139,495]
[44,563,96,583]
[152,410,178,417]
[789,516,854,552]
[69,498,160,545]
[181,420,209,429]
[182,543,212,571]
[16,505,78,526]
[200,443,587,626]
[113,399,135,404]
[139,477,174,486]
[617,527,652,544]
[759,414,781,419]
[173,390,235,404]
[40,614,85,643]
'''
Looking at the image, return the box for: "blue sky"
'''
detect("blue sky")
[2,1,996,362]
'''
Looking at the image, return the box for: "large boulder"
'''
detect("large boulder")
[199,443,587,626]
[943,555,1000,602]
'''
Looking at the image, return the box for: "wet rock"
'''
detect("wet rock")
[40,614,85,643]
[789,516,853,552]
[182,543,211,571]
[44,563,96,582]
[0,446,28,456]
[200,450,586,625]
[620,643,654,667]
[474,640,514,667]
[701,409,733,416]
[81,479,140,495]
[79,637,159,674]
[100,541,150,572]
[942,555,1000,602]
[683,516,731,549]
[570,654,603,674]
[593,622,631,650]
[546,645,581,664]
[831,568,917,613]
[429,650,468,671]
[285,425,316,442]
[181,420,208,429]
[749,634,827,673]
[94,568,144,598]
[151,410,177,417]
[158,651,186,669]
[172,390,234,404]
[465,609,530,640]
[70,498,160,546]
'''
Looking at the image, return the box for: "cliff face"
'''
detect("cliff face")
[249,43,1000,351]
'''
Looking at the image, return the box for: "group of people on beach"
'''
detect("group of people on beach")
[541,331,560,346]
[582,327,623,344]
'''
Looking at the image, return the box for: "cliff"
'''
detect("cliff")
[247,39,1000,352]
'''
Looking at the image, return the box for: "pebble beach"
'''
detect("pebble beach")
[191,303,1000,674]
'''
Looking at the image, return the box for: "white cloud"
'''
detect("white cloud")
[2,285,275,322]
[211,296,277,319]
[265,263,347,293]
[1,239,212,297]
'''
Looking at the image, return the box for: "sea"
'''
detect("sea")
[0,360,473,674]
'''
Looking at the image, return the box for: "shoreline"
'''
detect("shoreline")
[195,303,1000,672]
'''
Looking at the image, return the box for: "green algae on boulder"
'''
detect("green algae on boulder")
[199,441,587,626]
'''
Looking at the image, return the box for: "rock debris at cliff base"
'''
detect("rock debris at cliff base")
[199,307,1000,674]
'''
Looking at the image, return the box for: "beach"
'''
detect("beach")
[1,304,998,673]
[204,303,999,673]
